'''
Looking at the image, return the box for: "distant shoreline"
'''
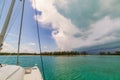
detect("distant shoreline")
[0,54,120,56]
[0,51,120,56]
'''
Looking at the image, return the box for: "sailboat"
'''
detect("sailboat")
[0,0,43,80]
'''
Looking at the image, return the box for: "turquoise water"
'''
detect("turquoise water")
[0,55,120,80]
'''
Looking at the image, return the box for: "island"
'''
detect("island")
[0,51,120,56]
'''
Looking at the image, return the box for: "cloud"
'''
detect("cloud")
[7,33,18,37]
[99,0,115,10]
[94,0,120,18]
[31,0,81,50]
[54,0,69,10]
[20,42,37,53]
[1,42,16,52]
[1,42,37,53]
[31,0,120,50]
[28,42,36,46]
[86,16,120,45]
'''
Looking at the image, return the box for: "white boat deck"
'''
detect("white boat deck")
[0,64,43,80]
[0,65,24,80]
[24,66,43,80]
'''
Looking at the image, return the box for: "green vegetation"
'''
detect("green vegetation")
[99,51,120,55]
[0,51,86,56]
[40,51,81,55]
[0,51,120,56]
[0,52,37,55]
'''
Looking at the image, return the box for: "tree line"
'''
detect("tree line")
[0,51,86,56]
[0,51,120,56]
[99,51,120,55]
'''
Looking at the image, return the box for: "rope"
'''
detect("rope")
[4,1,22,41]
[1,0,22,64]
[34,0,46,80]
[17,0,25,65]
[0,0,6,20]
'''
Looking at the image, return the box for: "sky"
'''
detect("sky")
[0,0,120,53]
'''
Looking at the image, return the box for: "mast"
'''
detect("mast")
[17,0,25,65]
[0,0,16,50]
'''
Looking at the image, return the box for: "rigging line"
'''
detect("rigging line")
[34,0,46,80]
[0,0,6,20]
[1,1,22,65]
[4,1,22,41]
[8,0,21,26]
[17,0,25,65]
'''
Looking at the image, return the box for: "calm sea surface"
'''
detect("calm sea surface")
[0,55,120,80]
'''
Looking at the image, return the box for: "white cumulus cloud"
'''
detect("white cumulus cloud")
[31,0,81,50]
[1,42,16,52]
[31,0,120,50]
[1,42,37,53]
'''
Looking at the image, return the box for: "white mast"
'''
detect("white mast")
[0,0,16,50]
